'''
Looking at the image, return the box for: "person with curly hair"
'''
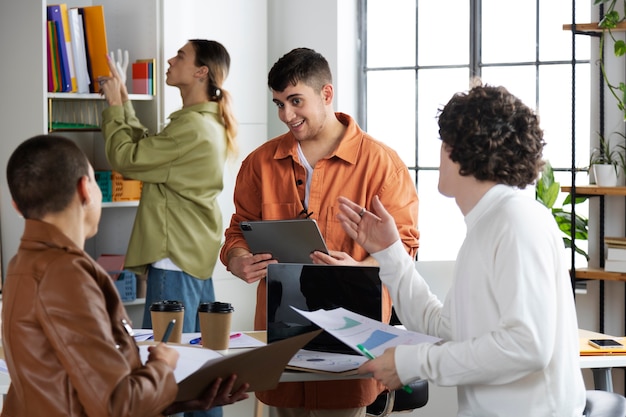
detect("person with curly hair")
[335,83,586,416]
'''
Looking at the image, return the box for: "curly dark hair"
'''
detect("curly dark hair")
[437,83,545,189]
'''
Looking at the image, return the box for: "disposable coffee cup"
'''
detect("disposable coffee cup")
[150,300,184,343]
[198,302,234,351]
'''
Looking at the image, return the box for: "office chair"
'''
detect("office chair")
[583,390,626,417]
[366,379,428,417]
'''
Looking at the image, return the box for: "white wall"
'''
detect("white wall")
[266,0,359,139]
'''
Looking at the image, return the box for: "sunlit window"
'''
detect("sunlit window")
[359,0,590,261]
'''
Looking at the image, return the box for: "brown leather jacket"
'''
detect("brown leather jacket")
[1,220,177,417]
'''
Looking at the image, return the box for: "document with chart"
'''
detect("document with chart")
[292,306,441,356]
[287,306,441,374]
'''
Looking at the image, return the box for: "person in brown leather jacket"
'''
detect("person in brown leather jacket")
[2,134,249,417]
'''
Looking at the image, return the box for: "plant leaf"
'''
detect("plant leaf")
[616,40,626,56]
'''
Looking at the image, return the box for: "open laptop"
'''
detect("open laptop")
[266,263,382,354]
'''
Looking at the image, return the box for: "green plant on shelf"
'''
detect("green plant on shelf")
[595,0,626,120]
[536,160,589,260]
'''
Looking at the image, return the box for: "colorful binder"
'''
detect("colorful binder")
[80,5,109,93]
[57,4,77,92]
[47,5,72,92]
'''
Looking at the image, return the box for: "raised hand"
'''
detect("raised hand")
[336,195,399,255]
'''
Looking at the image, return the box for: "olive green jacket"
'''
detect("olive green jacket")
[101,101,227,279]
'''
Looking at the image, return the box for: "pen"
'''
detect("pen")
[161,319,176,343]
[357,344,413,394]
[189,332,242,345]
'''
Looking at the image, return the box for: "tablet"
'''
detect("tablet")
[240,219,328,264]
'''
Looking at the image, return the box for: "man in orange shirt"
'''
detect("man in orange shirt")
[220,48,419,417]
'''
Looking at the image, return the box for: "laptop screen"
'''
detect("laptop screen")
[266,263,382,354]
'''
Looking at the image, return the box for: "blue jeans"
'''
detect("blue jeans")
[142,266,222,417]
[142,266,216,332]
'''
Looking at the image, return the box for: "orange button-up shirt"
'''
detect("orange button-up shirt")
[220,113,419,409]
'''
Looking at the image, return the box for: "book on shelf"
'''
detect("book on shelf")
[604,259,626,273]
[132,61,151,95]
[605,236,626,248]
[136,58,156,95]
[47,4,72,92]
[56,4,77,92]
[607,246,626,262]
[80,5,109,93]
[46,21,56,92]
[68,7,90,93]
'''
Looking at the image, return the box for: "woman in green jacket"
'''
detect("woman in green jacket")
[99,40,237,417]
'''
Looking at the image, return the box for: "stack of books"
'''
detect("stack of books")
[47,3,109,93]
[604,237,626,273]
[46,4,155,95]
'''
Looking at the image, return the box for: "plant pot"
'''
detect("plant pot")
[593,164,618,187]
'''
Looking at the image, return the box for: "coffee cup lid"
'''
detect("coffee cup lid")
[198,301,234,313]
[150,300,184,312]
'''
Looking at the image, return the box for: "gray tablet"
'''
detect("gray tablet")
[240,219,329,264]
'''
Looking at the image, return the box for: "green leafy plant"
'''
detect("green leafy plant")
[536,161,589,260]
[595,0,626,119]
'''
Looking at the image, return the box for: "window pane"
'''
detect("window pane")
[367,0,416,67]
[366,70,416,167]
[538,64,591,169]
[481,0,536,64]
[415,171,465,261]
[417,68,471,168]
[417,0,469,66]
[480,65,537,111]
[539,1,590,61]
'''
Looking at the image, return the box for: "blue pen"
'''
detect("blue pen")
[356,344,413,394]
[190,337,202,345]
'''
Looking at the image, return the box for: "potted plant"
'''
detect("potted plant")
[590,132,622,186]
[536,160,589,260]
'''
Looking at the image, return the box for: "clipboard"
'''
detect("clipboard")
[174,329,322,402]
[240,219,329,263]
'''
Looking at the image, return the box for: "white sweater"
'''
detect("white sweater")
[373,185,585,417]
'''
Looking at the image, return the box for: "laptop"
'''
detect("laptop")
[240,219,328,264]
[266,263,382,354]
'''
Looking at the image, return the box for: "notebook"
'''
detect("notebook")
[266,263,382,354]
[240,219,328,264]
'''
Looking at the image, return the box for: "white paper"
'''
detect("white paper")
[291,306,441,358]
[139,344,222,382]
[287,349,367,373]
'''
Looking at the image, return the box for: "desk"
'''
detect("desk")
[579,329,626,392]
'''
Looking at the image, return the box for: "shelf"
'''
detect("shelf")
[102,201,139,208]
[48,93,154,101]
[123,297,145,306]
[561,185,626,196]
[575,267,626,281]
[563,21,626,32]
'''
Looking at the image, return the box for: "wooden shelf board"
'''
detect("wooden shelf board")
[563,21,626,32]
[575,267,626,281]
[561,185,626,196]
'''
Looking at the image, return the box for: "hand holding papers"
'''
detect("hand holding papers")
[288,306,441,374]
[140,330,322,402]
